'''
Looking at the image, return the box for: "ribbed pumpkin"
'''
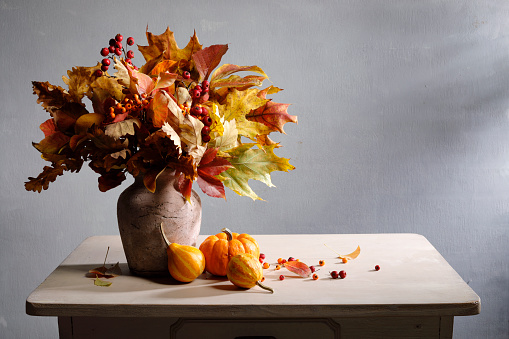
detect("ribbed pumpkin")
[199,228,260,276]
[227,253,273,293]
[167,243,205,282]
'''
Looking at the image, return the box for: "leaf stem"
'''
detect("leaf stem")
[323,243,341,257]
[103,246,110,266]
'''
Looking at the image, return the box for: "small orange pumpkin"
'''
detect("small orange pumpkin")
[227,253,273,293]
[199,228,260,276]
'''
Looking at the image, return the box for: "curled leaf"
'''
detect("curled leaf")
[324,244,361,260]
[284,261,311,278]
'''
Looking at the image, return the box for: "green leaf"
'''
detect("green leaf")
[218,144,295,200]
[94,275,112,287]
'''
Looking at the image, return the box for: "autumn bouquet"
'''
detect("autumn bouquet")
[25,27,297,201]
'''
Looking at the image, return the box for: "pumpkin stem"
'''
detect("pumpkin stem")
[221,227,233,241]
[159,223,171,247]
[256,281,274,294]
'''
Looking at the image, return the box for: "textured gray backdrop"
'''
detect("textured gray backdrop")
[1,0,508,337]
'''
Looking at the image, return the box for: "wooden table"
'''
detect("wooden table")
[26,234,480,338]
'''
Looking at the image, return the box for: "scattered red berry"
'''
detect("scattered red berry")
[319,260,325,266]
[259,258,264,263]
[312,273,319,280]
[127,37,135,46]
[262,262,270,269]
[279,275,285,281]
[375,265,380,271]
[342,257,348,263]
[115,33,123,42]
[309,265,316,273]
[330,271,339,279]
[339,270,347,279]
[275,264,281,270]
[259,253,266,260]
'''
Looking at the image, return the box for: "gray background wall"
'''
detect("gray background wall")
[1,0,508,338]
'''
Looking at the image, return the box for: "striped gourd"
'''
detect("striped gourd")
[167,243,205,283]
[227,253,273,293]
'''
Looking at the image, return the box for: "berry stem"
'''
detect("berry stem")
[256,281,274,294]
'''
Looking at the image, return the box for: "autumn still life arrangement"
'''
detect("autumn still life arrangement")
[21,27,371,292]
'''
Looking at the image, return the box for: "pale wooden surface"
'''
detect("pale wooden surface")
[26,233,480,319]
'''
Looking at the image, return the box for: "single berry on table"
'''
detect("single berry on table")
[339,270,347,279]
[312,273,319,280]
[342,258,348,263]
[279,275,285,281]
[330,271,339,279]
[375,265,380,271]
[309,265,316,273]
[262,262,270,269]
[275,264,281,270]
[319,260,325,266]
[277,258,283,264]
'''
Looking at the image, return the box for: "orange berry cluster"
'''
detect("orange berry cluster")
[107,93,149,120]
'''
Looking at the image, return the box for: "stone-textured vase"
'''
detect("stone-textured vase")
[117,170,201,277]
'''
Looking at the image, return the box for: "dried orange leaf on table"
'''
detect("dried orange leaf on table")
[324,244,361,260]
[284,261,312,278]
[89,262,122,278]
[94,275,112,287]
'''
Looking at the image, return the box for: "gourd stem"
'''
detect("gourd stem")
[159,223,171,247]
[256,281,274,294]
[221,227,233,241]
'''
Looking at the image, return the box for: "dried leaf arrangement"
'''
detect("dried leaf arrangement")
[25,27,297,201]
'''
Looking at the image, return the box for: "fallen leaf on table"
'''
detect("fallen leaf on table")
[94,275,112,287]
[89,262,122,278]
[324,244,361,260]
[284,261,312,278]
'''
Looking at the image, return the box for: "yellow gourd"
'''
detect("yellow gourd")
[226,253,273,293]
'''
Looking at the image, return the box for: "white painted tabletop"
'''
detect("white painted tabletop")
[26,233,480,319]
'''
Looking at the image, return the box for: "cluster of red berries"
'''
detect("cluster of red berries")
[94,33,135,77]
[186,80,212,142]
